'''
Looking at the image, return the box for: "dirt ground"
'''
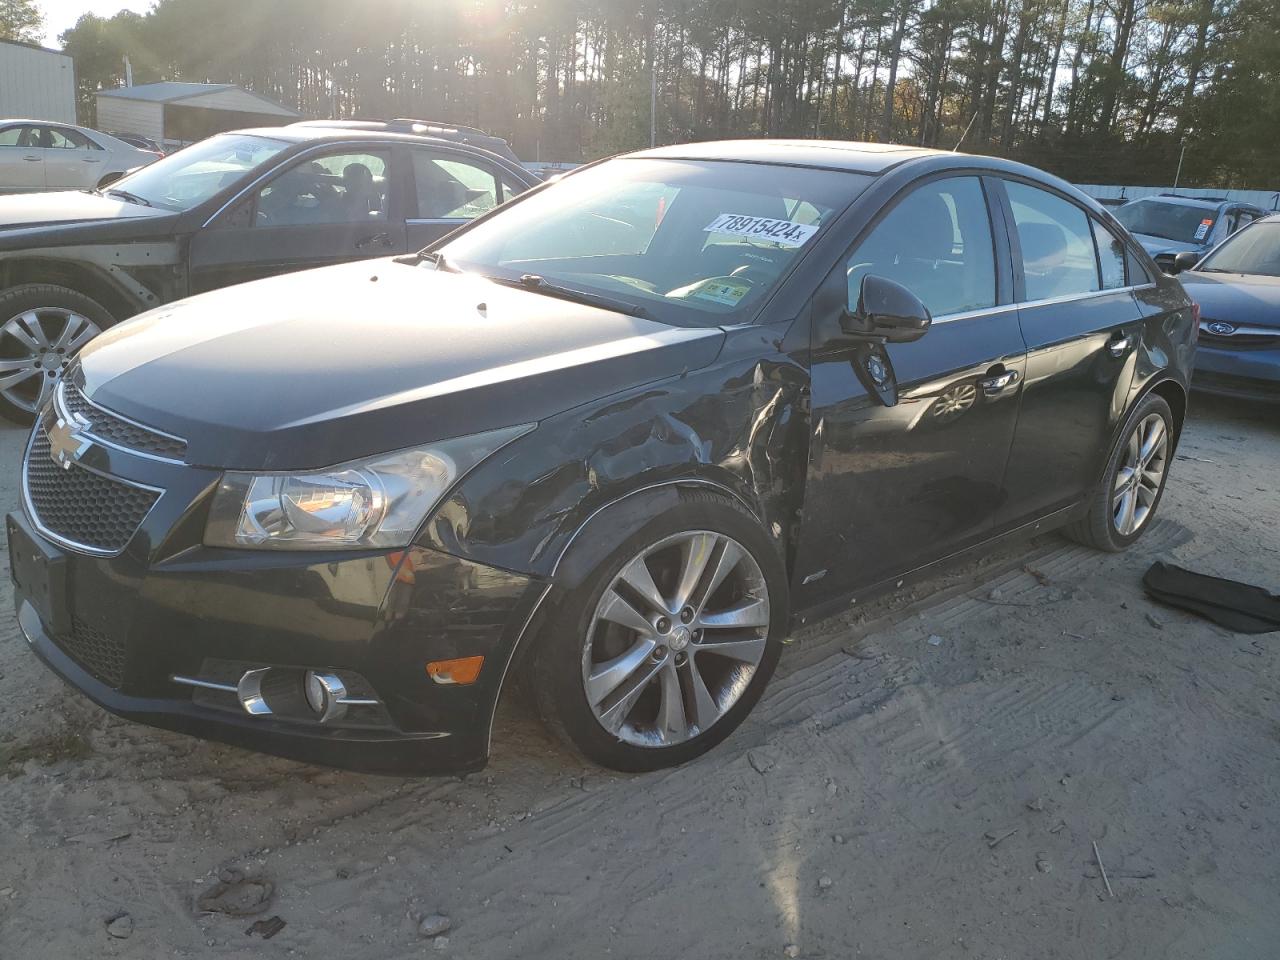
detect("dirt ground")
[0,392,1276,960]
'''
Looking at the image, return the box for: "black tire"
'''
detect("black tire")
[1064,393,1175,552]
[0,283,116,426]
[530,490,788,772]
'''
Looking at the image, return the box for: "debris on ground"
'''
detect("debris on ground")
[784,945,801,958]
[985,827,1018,848]
[747,750,775,775]
[105,913,133,939]
[1026,797,1045,812]
[1093,840,1115,898]
[419,914,452,938]
[195,869,275,917]
[246,916,286,940]
[927,634,943,646]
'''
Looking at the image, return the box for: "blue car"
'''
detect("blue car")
[1115,195,1267,272]
[1174,213,1280,402]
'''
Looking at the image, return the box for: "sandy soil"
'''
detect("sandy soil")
[0,393,1276,960]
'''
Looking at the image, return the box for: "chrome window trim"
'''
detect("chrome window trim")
[930,282,1157,325]
[406,217,466,226]
[21,419,165,559]
[56,381,187,464]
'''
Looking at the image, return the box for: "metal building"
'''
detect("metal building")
[0,39,76,124]
[95,82,300,144]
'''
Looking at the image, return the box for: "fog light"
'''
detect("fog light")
[426,656,485,685]
[304,671,348,723]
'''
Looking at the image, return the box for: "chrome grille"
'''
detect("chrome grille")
[1198,321,1280,350]
[60,382,187,461]
[54,617,127,688]
[24,427,159,554]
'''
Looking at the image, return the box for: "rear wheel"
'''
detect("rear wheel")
[1065,393,1174,551]
[531,492,787,772]
[0,284,113,424]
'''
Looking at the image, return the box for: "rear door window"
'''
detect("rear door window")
[1006,181,1100,301]
[411,150,507,220]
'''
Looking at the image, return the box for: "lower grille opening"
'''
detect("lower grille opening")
[54,617,127,689]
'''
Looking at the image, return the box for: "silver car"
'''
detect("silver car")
[0,120,159,193]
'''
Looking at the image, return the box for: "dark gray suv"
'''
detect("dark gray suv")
[0,122,535,422]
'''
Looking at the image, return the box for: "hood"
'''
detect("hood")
[1130,232,1201,258]
[1179,271,1280,329]
[0,190,169,230]
[79,260,726,470]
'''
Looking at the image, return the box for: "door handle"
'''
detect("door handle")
[1108,334,1133,357]
[355,232,393,250]
[81,157,101,163]
[23,156,41,162]
[979,368,1020,396]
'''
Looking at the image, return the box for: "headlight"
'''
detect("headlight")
[204,424,531,550]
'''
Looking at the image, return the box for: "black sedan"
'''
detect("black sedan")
[1172,213,1280,402]
[8,140,1195,775]
[0,121,536,422]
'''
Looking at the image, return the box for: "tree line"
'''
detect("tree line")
[11,0,1279,188]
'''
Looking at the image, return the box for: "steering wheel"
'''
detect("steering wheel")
[728,263,774,287]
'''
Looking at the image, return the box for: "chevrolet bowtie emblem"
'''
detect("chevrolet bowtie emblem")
[47,414,92,470]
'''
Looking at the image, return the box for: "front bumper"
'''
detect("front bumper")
[9,505,546,776]
[1193,340,1280,403]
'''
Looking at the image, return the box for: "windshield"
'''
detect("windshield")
[436,158,868,326]
[1115,200,1217,244]
[106,134,290,212]
[1196,221,1280,277]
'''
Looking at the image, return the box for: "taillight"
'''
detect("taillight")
[1190,302,1200,341]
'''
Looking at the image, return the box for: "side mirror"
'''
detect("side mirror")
[842,274,932,343]
[1170,251,1201,274]
[96,170,126,190]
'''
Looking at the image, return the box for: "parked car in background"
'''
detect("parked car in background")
[108,132,167,156]
[1171,213,1280,402]
[0,120,159,193]
[0,122,536,422]
[1114,194,1267,271]
[7,141,1195,776]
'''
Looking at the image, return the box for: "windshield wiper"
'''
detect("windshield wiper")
[394,250,457,271]
[106,188,151,207]
[484,273,648,319]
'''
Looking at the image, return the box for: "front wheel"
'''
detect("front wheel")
[0,284,114,424]
[531,492,787,772]
[1065,393,1175,551]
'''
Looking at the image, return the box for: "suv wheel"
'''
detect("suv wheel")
[531,492,787,772]
[0,284,113,425]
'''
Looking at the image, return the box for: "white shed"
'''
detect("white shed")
[95,82,299,143]
[0,39,76,124]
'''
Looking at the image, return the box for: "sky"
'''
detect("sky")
[38,0,152,48]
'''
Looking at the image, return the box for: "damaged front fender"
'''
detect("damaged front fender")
[419,320,813,590]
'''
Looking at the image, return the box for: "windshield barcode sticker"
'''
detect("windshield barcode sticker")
[704,214,819,248]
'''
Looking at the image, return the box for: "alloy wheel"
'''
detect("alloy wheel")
[1112,412,1169,536]
[582,530,770,747]
[0,308,101,414]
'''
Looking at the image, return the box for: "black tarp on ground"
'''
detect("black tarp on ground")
[1144,561,1280,634]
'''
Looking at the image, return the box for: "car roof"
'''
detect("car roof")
[1132,194,1262,212]
[214,125,529,172]
[630,139,948,174]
